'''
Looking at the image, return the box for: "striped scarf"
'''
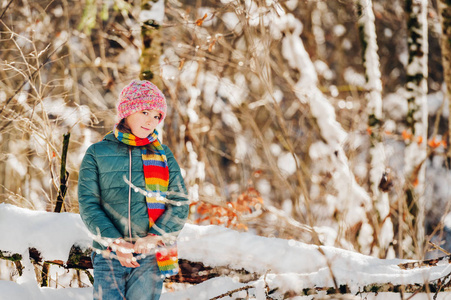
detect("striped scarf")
[114,126,178,277]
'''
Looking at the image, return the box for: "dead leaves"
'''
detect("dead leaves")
[190,187,263,231]
[195,14,208,26]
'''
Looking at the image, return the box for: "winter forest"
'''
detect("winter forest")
[1,0,451,299]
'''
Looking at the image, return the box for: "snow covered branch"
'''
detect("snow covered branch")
[2,204,451,298]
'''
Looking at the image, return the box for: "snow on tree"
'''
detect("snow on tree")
[140,0,165,87]
[356,0,394,258]
[403,0,429,258]
[274,5,372,252]
[157,0,382,253]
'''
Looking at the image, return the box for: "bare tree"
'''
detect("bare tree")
[140,0,164,87]
[403,0,429,258]
[356,0,394,258]
[436,0,451,158]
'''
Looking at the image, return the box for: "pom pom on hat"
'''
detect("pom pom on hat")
[117,80,167,122]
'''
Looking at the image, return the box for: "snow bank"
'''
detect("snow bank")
[178,223,451,292]
[1,204,451,298]
[0,203,91,261]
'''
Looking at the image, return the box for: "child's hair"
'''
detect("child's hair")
[116,118,156,153]
[116,118,132,134]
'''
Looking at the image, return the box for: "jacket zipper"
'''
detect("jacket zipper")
[128,147,132,240]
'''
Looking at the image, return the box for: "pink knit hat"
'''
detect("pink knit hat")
[117,80,167,123]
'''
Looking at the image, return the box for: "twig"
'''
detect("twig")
[0,0,14,20]
[41,262,50,287]
[429,241,451,256]
[54,133,71,213]
[209,285,254,300]
[263,269,270,297]
[0,38,67,117]
[434,271,451,300]
[405,284,423,300]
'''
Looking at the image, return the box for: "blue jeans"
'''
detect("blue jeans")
[92,251,163,300]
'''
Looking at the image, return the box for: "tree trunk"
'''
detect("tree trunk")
[436,1,451,159]
[403,0,428,258]
[139,0,164,89]
[356,0,394,258]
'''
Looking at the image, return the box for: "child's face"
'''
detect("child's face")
[125,109,162,138]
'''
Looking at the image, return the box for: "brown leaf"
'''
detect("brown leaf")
[196,13,208,26]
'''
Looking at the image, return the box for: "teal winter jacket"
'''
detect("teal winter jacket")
[78,133,189,250]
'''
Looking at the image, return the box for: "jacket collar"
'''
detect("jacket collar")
[103,132,117,142]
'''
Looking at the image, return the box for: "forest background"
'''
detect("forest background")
[1,0,451,295]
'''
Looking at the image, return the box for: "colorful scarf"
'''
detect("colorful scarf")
[114,126,178,277]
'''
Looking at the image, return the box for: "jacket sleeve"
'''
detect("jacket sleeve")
[78,144,122,241]
[150,145,189,236]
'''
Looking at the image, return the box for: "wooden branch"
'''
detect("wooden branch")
[209,280,451,298]
[0,246,236,284]
[54,133,71,213]
[209,285,254,300]
[0,0,14,20]
[429,241,451,256]
[398,255,451,270]
[41,263,50,287]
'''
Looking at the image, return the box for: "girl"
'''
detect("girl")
[78,80,189,300]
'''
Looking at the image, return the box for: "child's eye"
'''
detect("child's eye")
[142,111,148,116]
[154,115,161,120]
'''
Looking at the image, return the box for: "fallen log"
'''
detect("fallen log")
[3,247,451,297]
[398,254,451,270]
[0,246,252,284]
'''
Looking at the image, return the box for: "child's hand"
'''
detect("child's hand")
[112,239,140,268]
[134,234,164,254]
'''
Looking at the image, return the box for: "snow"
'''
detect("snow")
[185,141,206,181]
[277,152,297,176]
[217,76,247,108]
[222,12,242,34]
[285,0,298,11]
[139,0,164,24]
[357,0,393,252]
[6,154,27,177]
[0,203,91,261]
[358,0,383,94]
[1,204,451,299]
[163,277,248,300]
[234,134,248,160]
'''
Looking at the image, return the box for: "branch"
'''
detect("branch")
[0,246,235,284]
[209,285,254,300]
[54,133,71,213]
[0,0,14,20]
[0,38,67,118]
[398,254,451,270]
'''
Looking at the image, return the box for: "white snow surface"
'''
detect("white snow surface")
[1,204,451,299]
[0,203,91,261]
